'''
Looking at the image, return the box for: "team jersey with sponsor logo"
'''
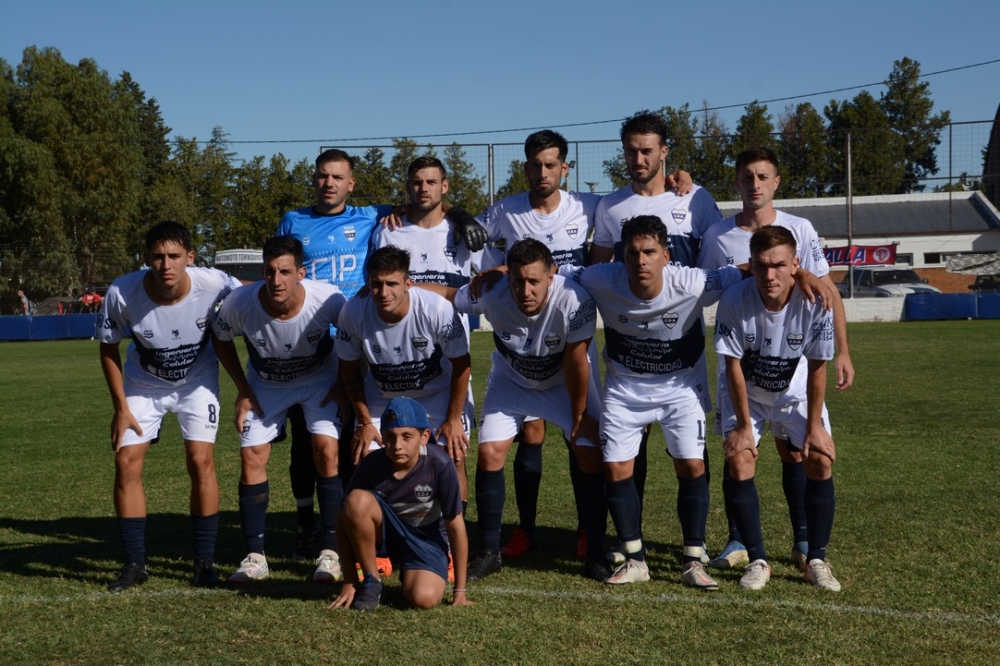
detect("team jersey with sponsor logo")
[697,211,830,277]
[277,204,393,298]
[212,279,346,389]
[572,263,741,404]
[335,287,469,399]
[479,190,599,270]
[99,267,241,389]
[714,278,834,408]
[371,216,482,288]
[593,184,723,268]
[347,442,462,546]
[453,274,597,391]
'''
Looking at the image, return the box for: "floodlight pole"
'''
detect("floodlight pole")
[846,131,854,298]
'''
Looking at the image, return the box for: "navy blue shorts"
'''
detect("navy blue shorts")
[371,492,449,580]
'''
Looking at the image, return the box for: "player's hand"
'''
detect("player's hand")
[470,266,506,299]
[666,169,693,196]
[320,382,347,408]
[450,590,473,607]
[352,423,382,465]
[329,582,357,609]
[794,269,835,311]
[569,413,600,449]
[436,417,469,462]
[234,390,263,434]
[110,409,142,452]
[448,208,487,252]
[723,425,758,460]
[835,352,855,390]
[802,425,836,462]
[379,205,408,230]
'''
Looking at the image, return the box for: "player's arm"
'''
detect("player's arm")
[212,334,263,433]
[562,338,598,445]
[793,268,836,311]
[802,358,836,462]
[438,353,472,461]
[339,358,380,463]
[588,243,614,265]
[819,274,854,390]
[410,282,458,302]
[722,354,758,461]
[445,513,471,606]
[666,169,693,196]
[469,265,507,299]
[99,341,142,452]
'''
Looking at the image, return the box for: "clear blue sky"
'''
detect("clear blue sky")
[2,0,998,173]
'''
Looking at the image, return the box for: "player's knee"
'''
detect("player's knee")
[804,452,833,480]
[477,441,511,471]
[729,452,757,481]
[673,457,705,479]
[574,446,602,474]
[521,419,546,443]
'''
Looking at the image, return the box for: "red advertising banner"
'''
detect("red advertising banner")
[823,244,897,266]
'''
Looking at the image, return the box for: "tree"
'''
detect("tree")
[226,153,313,249]
[691,102,732,199]
[880,57,951,192]
[495,158,529,200]
[731,101,777,157]
[602,105,699,189]
[351,146,393,207]
[825,90,906,195]
[442,142,489,214]
[778,103,831,197]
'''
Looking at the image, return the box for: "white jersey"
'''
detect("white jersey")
[371,216,482,288]
[99,267,240,389]
[212,279,346,389]
[715,279,834,408]
[480,190,600,270]
[697,210,830,277]
[572,263,741,404]
[593,184,723,268]
[454,274,597,391]
[335,287,468,399]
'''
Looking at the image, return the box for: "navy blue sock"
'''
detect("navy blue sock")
[238,481,269,554]
[606,476,644,562]
[805,476,836,561]
[722,461,744,543]
[730,477,766,562]
[287,406,317,531]
[577,470,607,560]
[191,512,219,561]
[475,468,505,554]
[566,438,586,531]
[118,517,146,567]
[676,474,709,563]
[316,473,344,552]
[512,442,542,534]
[782,460,809,544]
[634,431,648,518]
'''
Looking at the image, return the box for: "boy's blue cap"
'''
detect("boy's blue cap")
[381,397,431,431]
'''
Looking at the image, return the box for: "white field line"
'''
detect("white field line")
[1,584,997,626]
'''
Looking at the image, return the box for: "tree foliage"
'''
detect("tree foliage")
[825,90,906,195]
[778,103,831,198]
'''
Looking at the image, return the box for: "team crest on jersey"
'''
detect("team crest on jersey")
[256,337,266,347]
[411,336,428,352]
[196,317,209,331]
[142,330,154,339]
[544,334,561,349]
[566,223,579,239]
[444,246,457,260]
[501,331,510,341]
[662,312,679,329]
[745,333,755,344]
[307,330,323,345]
[787,333,804,350]
[671,208,687,223]
[414,484,433,502]
[372,343,381,354]
[344,227,356,241]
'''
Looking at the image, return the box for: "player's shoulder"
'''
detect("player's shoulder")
[703,215,739,241]
[303,278,344,300]
[596,184,633,210]
[567,190,602,209]
[487,191,530,219]
[774,209,817,233]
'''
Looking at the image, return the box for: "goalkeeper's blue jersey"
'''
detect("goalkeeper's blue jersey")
[277,204,393,298]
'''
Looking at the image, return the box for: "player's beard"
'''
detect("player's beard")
[629,161,661,185]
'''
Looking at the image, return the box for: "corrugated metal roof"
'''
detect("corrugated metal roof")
[717,191,1000,238]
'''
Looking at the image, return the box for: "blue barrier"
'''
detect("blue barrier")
[904,293,978,321]
[0,314,98,341]
[977,293,1000,319]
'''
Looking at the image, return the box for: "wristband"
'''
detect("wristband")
[452,588,467,593]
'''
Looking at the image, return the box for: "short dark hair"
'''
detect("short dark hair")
[621,215,668,250]
[146,221,193,253]
[407,155,447,180]
[262,236,304,268]
[506,239,553,271]
[735,147,780,174]
[366,245,411,280]
[750,226,797,259]
[620,110,668,145]
[523,130,568,162]
[316,148,355,171]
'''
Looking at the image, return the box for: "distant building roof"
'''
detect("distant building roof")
[717,191,1000,238]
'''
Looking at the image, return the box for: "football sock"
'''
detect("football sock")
[731,477,766,562]
[238,481,269,555]
[475,468,505,554]
[634,429,649,519]
[805,476,835,561]
[676,474,709,563]
[118,517,146,567]
[722,461,744,544]
[191,512,219,561]
[512,441,542,534]
[577,469,607,560]
[782,460,809,545]
[295,498,315,533]
[316,473,344,552]
[288,407,317,525]
[565,437,586,531]
[606,476,644,562]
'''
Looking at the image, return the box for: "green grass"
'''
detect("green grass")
[1,321,998,665]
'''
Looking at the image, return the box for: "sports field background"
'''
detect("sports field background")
[1,321,998,665]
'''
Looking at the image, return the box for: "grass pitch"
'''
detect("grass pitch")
[0,321,998,665]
